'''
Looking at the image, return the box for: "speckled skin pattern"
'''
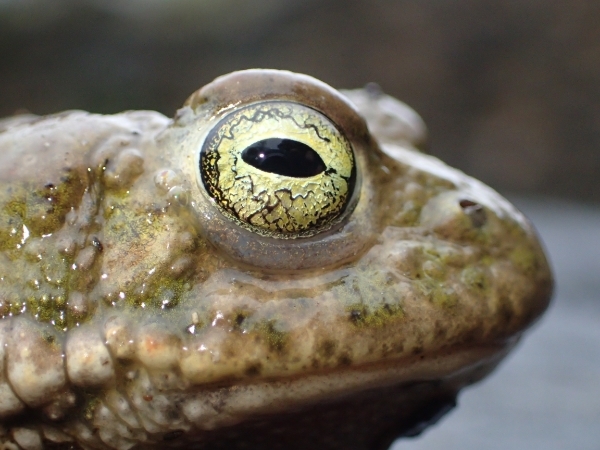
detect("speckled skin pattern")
[0,70,552,449]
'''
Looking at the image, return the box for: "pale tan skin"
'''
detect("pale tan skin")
[0,70,552,449]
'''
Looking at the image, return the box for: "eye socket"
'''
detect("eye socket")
[199,101,356,238]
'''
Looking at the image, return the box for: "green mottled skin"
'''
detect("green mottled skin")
[0,71,552,449]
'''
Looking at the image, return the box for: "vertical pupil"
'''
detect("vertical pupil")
[241,138,326,178]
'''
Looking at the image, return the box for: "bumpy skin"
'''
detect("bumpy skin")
[0,70,552,450]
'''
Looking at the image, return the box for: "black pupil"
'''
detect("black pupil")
[241,138,326,178]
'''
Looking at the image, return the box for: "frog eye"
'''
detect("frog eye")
[199,101,356,238]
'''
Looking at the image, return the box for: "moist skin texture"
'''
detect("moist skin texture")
[0,70,552,450]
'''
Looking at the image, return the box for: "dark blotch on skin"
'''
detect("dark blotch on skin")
[245,363,262,377]
[235,313,245,326]
[349,309,362,323]
[91,236,103,253]
[232,311,250,332]
[241,138,326,178]
[318,340,337,358]
[338,354,352,366]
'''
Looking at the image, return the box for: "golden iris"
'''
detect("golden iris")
[200,101,356,238]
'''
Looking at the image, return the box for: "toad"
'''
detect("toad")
[0,70,552,450]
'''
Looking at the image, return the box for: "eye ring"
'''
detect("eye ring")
[199,100,357,239]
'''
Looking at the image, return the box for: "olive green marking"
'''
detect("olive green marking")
[125,276,190,311]
[417,277,459,309]
[82,395,102,422]
[461,266,490,292]
[255,319,287,353]
[0,245,96,329]
[510,245,541,276]
[102,198,198,312]
[0,171,84,252]
[347,302,404,328]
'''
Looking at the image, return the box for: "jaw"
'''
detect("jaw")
[147,341,514,449]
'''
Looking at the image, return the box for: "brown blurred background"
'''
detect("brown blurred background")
[1,0,599,201]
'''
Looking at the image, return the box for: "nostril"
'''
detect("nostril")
[459,199,487,228]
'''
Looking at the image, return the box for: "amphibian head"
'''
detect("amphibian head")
[0,70,552,449]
